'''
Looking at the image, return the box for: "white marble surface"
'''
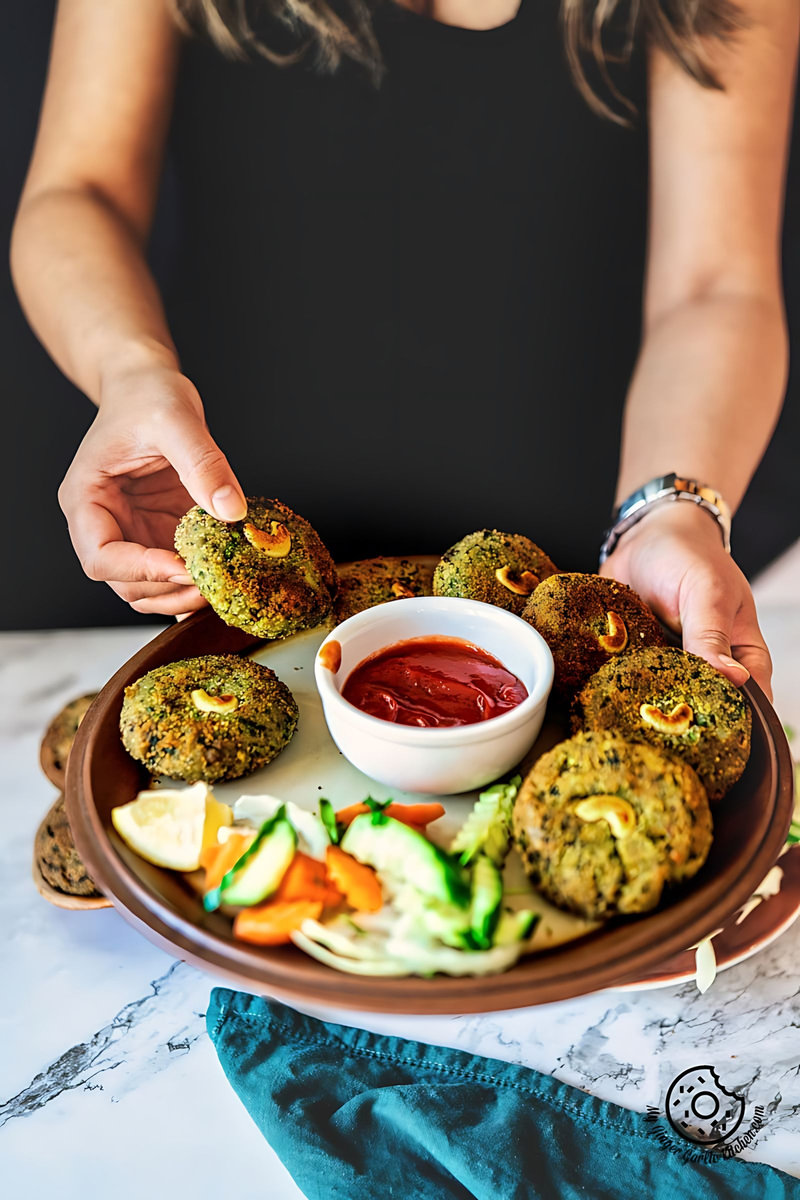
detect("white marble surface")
[1,548,799,1199]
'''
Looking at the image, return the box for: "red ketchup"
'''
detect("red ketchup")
[341,636,528,728]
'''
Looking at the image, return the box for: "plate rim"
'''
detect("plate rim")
[608,843,800,992]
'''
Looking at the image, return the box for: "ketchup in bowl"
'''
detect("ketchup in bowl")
[341,635,528,728]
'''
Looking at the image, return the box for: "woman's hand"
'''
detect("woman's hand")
[607,0,795,709]
[600,502,772,700]
[58,363,247,615]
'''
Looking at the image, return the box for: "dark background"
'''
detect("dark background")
[3,3,798,631]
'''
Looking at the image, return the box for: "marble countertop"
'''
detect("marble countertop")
[2,548,799,1198]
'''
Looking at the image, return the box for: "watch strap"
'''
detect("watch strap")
[599,473,732,564]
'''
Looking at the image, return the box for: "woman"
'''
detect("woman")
[10,0,796,696]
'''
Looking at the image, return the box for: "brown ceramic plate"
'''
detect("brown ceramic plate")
[66,575,794,1014]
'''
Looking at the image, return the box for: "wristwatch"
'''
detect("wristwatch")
[599,473,732,564]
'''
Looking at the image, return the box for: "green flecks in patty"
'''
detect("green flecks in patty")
[333,557,434,623]
[522,573,667,701]
[572,646,751,802]
[119,653,298,784]
[512,730,712,920]
[222,533,242,563]
[432,529,559,615]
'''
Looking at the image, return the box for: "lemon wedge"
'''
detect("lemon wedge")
[112,781,233,871]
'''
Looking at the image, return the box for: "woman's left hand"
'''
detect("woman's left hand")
[600,501,772,700]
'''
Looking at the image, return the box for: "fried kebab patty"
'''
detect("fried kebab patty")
[175,497,336,639]
[512,730,712,919]
[433,529,559,615]
[40,692,98,787]
[333,557,434,623]
[35,795,104,897]
[572,646,751,802]
[522,573,666,701]
[120,654,298,783]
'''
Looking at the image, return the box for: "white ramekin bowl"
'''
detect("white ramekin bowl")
[314,596,554,795]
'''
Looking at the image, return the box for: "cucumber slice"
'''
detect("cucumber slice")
[318,798,339,845]
[341,814,469,906]
[493,908,539,946]
[450,776,520,866]
[203,807,296,911]
[233,795,329,859]
[468,854,504,949]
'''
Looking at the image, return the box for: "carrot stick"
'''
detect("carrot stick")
[233,899,324,945]
[335,801,445,830]
[200,833,254,893]
[332,803,372,829]
[326,845,383,912]
[384,802,444,826]
[274,851,343,907]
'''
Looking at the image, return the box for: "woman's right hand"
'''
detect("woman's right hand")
[58,362,247,615]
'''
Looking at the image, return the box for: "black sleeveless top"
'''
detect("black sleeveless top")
[164,1,649,567]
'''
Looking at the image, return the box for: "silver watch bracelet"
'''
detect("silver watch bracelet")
[599,474,732,565]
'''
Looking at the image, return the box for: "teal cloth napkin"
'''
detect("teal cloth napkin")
[207,988,800,1200]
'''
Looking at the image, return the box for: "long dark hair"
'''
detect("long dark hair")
[174,0,742,120]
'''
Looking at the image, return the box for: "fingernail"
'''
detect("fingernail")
[211,485,247,522]
[719,654,750,679]
[169,573,193,584]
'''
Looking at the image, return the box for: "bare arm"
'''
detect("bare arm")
[11,0,180,394]
[602,0,799,696]
[11,0,246,614]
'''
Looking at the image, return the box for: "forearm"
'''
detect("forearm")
[616,292,788,512]
[10,186,178,404]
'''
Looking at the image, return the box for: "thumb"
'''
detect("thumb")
[678,580,750,687]
[158,406,247,522]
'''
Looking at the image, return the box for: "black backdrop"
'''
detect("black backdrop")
[2,3,798,630]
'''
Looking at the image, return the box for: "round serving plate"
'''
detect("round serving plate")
[66,562,795,1014]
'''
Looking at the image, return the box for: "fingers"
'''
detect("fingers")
[728,639,773,702]
[152,407,247,522]
[679,573,747,678]
[679,573,773,699]
[66,494,203,613]
[598,505,773,700]
[56,373,244,619]
[109,581,206,616]
[129,590,205,616]
[92,542,192,585]
[62,494,191,585]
